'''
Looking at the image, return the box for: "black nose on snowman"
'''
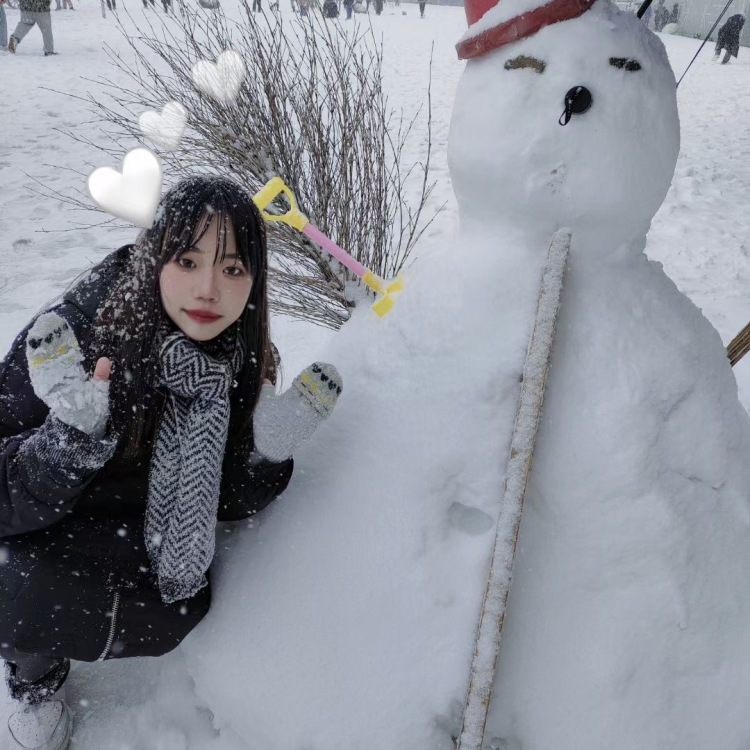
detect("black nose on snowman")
[559,86,593,126]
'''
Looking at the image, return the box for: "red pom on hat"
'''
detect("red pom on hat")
[457,0,597,60]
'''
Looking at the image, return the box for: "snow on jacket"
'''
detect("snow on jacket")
[0,246,294,663]
[717,14,746,57]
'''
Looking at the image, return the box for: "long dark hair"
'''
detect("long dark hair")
[91,175,271,459]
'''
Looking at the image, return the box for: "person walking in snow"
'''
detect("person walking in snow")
[641,2,653,27]
[714,13,745,64]
[0,0,8,49]
[343,0,352,18]
[0,175,343,750]
[654,0,669,31]
[418,0,426,17]
[7,0,55,55]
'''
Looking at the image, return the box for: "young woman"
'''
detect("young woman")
[0,175,342,750]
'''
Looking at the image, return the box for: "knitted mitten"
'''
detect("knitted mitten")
[26,312,110,438]
[252,362,342,462]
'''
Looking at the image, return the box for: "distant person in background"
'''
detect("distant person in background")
[252,0,261,10]
[714,13,745,63]
[654,0,669,31]
[418,0,426,16]
[0,0,7,49]
[343,0,352,17]
[373,0,382,13]
[641,3,653,27]
[7,0,56,56]
[61,0,73,10]
[106,0,117,10]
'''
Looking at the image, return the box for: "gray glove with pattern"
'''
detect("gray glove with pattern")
[252,362,342,462]
[26,312,111,439]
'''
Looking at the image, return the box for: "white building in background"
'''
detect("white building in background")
[616,0,749,45]
[414,0,747,45]
[676,0,750,42]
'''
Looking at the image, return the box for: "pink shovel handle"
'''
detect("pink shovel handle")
[302,224,368,279]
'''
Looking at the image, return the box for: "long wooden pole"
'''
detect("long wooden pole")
[456,229,571,750]
[727,320,750,367]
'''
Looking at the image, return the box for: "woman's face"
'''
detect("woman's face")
[159,214,254,342]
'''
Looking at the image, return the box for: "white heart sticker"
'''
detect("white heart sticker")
[139,102,188,150]
[87,148,163,229]
[191,50,245,105]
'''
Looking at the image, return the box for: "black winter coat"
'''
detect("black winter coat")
[717,14,746,57]
[0,247,293,663]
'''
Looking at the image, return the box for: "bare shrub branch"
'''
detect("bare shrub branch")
[40,3,438,329]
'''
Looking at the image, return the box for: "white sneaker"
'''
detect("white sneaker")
[7,695,72,750]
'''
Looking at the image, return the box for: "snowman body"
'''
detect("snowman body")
[450,2,750,746]
[182,3,750,748]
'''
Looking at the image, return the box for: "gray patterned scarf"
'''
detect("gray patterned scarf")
[146,329,244,604]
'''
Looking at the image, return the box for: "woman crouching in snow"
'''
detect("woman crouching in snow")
[0,175,342,750]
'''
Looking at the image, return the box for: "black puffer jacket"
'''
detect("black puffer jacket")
[0,247,293,663]
[20,0,51,12]
[717,14,746,57]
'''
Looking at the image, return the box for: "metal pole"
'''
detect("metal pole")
[676,0,734,87]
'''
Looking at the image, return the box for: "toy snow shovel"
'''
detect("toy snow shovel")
[252,177,404,317]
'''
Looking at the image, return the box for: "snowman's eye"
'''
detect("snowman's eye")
[610,57,642,71]
[504,55,546,74]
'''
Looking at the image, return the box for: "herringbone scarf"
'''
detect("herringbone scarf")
[146,329,244,604]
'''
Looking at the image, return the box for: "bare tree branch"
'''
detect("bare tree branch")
[39,2,439,329]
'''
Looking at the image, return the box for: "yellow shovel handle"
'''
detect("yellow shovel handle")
[252,177,309,231]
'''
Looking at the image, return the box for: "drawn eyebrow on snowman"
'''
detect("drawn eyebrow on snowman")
[504,55,546,73]
[609,57,642,71]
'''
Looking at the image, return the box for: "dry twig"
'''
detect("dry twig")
[38,3,438,329]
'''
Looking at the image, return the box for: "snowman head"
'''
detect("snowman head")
[448,0,680,245]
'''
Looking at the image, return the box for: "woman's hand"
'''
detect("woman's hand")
[26,313,112,439]
[252,363,342,463]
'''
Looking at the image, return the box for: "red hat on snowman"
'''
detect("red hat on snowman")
[457,0,597,59]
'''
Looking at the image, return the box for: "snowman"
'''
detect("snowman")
[450,0,750,747]
[181,0,750,748]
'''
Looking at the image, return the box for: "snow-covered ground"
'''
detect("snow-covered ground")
[2,3,750,748]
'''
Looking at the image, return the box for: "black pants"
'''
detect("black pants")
[1,645,61,683]
[418,0,425,14]
[2,645,69,705]
[253,0,261,10]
